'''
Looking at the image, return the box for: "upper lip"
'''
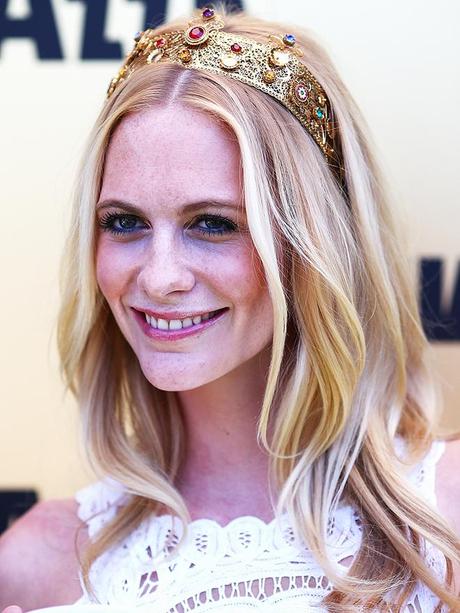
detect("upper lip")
[133,307,226,321]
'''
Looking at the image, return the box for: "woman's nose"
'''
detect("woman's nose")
[136,230,196,299]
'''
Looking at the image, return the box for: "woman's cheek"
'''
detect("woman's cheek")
[95,242,125,301]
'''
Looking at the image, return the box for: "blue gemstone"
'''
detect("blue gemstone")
[316,108,324,119]
[283,33,296,46]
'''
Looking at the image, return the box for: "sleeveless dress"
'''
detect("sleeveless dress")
[73,441,447,611]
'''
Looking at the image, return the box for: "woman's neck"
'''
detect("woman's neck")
[175,346,274,523]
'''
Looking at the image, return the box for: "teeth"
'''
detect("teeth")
[144,310,220,331]
[157,318,169,330]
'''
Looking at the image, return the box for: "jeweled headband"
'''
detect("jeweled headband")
[107,7,342,173]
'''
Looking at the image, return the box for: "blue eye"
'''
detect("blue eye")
[193,214,237,236]
[97,212,238,237]
[98,213,145,235]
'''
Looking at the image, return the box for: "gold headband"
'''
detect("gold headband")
[107,7,341,169]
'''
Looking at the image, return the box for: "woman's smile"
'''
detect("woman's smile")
[132,306,230,342]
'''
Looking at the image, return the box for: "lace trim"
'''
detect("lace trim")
[74,441,447,610]
[75,476,131,540]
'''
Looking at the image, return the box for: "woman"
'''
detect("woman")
[1,4,459,611]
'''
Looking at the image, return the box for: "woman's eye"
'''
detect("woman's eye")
[97,212,238,238]
[98,213,146,235]
[193,214,238,237]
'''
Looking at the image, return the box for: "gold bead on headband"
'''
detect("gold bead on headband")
[107,7,340,166]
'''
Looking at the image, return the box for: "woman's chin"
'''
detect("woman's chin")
[140,368,210,392]
[148,380,200,392]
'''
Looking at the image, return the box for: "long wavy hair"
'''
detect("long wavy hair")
[58,5,460,609]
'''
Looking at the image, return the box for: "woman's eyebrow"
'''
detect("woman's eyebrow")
[96,199,241,214]
[182,200,240,213]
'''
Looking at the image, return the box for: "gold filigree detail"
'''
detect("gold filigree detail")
[106,8,339,163]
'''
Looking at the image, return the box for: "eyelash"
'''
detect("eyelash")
[97,212,238,237]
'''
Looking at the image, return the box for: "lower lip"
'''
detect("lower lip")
[133,308,229,341]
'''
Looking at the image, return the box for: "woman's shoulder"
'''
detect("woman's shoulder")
[436,436,460,535]
[0,497,87,609]
[435,436,460,591]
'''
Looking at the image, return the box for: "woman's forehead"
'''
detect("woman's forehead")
[101,106,244,211]
[110,105,238,156]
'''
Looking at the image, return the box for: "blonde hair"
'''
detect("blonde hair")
[58,5,460,609]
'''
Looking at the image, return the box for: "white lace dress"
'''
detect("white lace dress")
[74,442,447,611]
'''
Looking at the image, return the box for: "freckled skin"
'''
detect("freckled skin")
[96,105,274,392]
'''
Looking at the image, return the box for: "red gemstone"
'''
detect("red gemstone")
[189,27,205,40]
[230,42,242,53]
[155,37,166,48]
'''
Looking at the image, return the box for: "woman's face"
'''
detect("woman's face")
[95,105,274,391]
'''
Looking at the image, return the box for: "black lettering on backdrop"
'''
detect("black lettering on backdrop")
[68,0,122,60]
[420,258,460,341]
[0,0,63,59]
[0,0,245,60]
[0,489,38,534]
